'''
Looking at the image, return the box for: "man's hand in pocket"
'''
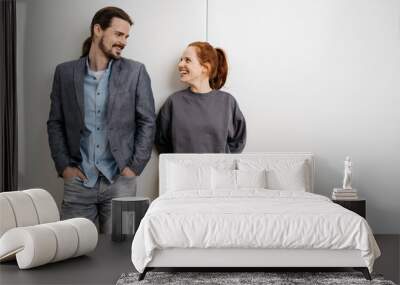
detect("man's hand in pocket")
[62,166,86,181]
[121,167,137,177]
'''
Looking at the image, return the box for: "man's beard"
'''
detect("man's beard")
[99,37,122,60]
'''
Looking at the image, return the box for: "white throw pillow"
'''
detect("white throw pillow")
[167,162,212,191]
[237,169,268,189]
[237,159,309,191]
[266,162,307,191]
[212,168,237,191]
[211,169,268,190]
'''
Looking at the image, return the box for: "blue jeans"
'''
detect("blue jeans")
[61,175,137,233]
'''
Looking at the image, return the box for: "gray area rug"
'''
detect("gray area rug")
[116,272,396,285]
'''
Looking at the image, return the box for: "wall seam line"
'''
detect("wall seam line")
[206,0,208,41]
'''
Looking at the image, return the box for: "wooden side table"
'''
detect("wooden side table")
[332,199,366,218]
[111,197,150,242]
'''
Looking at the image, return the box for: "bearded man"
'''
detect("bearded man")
[47,7,156,233]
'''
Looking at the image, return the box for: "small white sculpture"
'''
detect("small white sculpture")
[342,156,352,190]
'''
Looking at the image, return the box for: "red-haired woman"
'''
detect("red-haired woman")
[155,42,246,153]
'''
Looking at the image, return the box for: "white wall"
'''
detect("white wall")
[17,0,400,233]
[208,0,400,234]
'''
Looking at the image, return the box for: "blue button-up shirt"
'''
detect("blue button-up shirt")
[80,59,118,188]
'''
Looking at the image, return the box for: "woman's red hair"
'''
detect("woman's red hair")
[188,41,228,90]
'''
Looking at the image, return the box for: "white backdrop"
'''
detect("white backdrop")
[17,0,400,233]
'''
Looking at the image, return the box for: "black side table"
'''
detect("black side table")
[332,199,366,218]
[111,197,150,242]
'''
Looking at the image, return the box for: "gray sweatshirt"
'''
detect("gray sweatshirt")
[156,88,246,153]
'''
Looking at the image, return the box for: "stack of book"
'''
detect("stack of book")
[332,188,358,200]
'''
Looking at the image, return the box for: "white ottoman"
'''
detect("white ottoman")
[0,189,98,269]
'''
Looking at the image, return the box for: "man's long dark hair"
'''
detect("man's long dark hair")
[81,7,133,58]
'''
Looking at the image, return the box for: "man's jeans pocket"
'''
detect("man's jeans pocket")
[63,177,87,202]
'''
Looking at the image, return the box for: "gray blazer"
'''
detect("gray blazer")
[47,57,156,176]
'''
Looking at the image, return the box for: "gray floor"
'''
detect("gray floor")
[374,235,400,284]
[0,235,399,285]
